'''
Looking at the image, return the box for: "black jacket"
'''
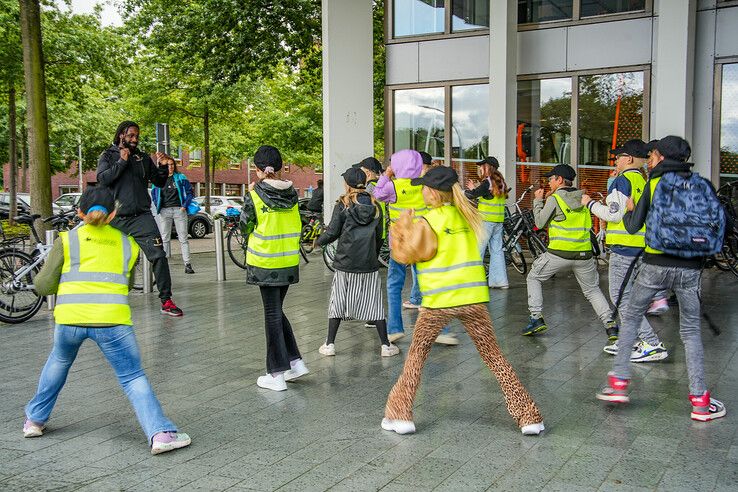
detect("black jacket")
[317,193,383,273]
[96,145,168,216]
[624,159,703,269]
[241,180,301,286]
[306,186,324,212]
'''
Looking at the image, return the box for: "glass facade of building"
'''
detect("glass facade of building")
[393,87,446,160]
[393,0,445,37]
[719,63,738,186]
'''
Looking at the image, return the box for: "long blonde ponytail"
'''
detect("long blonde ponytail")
[451,183,483,240]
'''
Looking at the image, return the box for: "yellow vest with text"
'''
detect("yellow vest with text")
[644,177,664,255]
[478,195,507,223]
[547,193,592,253]
[55,224,138,326]
[387,178,429,222]
[246,190,302,269]
[606,170,646,248]
[416,205,489,309]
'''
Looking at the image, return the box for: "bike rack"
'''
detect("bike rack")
[214,219,226,281]
[142,253,153,294]
[45,230,57,310]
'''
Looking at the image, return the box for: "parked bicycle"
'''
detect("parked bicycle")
[322,237,390,273]
[225,215,309,270]
[300,212,324,254]
[500,186,547,276]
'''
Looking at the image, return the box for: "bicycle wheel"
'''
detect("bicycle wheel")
[300,224,315,254]
[227,226,248,270]
[722,235,738,277]
[378,239,390,268]
[509,243,527,275]
[527,233,547,259]
[322,242,336,272]
[0,248,44,324]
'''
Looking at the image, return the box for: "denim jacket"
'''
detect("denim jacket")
[151,172,194,214]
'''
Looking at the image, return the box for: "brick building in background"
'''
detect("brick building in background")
[3,149,323,201]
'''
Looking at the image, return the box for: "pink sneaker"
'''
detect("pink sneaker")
[689,392,726,422]
[596,372,630,403]
[151,431,191,455]
[647,298,669,316]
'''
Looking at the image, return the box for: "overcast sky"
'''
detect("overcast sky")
[60,0,122,26]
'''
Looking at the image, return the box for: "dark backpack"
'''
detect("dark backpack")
[645,172,726,258]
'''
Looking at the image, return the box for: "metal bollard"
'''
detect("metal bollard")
[215,218,226,281]
[142,251,153,293]
[45,230,57,310]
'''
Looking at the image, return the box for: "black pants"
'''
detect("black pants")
[260,285,301,374]
[111,213,172,301]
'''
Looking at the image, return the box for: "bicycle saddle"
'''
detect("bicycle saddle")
[13,214,41,225]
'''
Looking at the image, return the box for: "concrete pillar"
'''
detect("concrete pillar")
[489,0,518,196]
[195,182,201,196]
[691,9,716,181]
[652,0,696,143]
[322,0,374,219]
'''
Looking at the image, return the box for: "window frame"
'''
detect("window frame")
[517,0,652,31]
[386,0,490,43]
[712,57,738,185]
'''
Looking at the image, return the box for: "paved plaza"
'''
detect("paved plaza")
[0,251,737,491]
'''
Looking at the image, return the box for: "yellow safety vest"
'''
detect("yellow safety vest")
[387,178,429,222]
[55,224,138,326]
[478,195,507,223]
[547,193,592,253]
[645,177,663,255]
[246,190,302,269]
[606,170,646,248]
[416,205,489,309]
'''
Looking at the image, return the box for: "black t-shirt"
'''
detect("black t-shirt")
[161,176,181,208]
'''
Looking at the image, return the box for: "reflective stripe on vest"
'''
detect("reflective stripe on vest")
[606,170,646,248]
[477,195,506,223]
[416,206,489,309]
[246,190,302,269]
[645,176,664,255]
[55,225,137,326]
[547,193,592,252]
[387,179,428,222]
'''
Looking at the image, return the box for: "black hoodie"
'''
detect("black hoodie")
[623,159,704,269]
[317,192,384,273]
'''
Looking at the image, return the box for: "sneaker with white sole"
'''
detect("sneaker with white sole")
[402,301,420,309]
[319,343,336,356]
[381,344,400,357]
[388,332,405,343]
[365,322,376,328]
[647,298,669,316]
[23,419,45,438]
[521,422,545,435]
[596,372,630,403]
[603,341,618,355]
[284,359,309,381]
[151,431,191,455]
[434,334,459,346]
[257,373,287,391]
[689,392,726,422]
[630,340,668,363]
[381,418,416,435]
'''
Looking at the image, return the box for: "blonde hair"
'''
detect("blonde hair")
[340,187,380,218]
[424,183,483,240]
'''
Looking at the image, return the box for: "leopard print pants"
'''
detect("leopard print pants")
[384,303,543,428]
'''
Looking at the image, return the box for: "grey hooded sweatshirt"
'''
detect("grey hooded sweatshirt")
[533,187,593,260]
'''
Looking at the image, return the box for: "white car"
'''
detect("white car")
[54,193,82,212]
[194,195,243,218]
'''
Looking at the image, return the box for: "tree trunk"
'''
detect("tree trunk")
[203,104,211,214]
[19,0,53,231]
[21,125,27,193]
[8,83,18,226]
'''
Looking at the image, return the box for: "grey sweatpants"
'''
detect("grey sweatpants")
[613,263,705,395]
[157,207,191,263]
[609,252,661,346]
[526,252,613,327]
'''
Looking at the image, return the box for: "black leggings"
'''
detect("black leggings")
[259,285,301,374]
[327,318,390,346]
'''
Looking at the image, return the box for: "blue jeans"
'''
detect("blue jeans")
[388,257,450,335]
[26,324,176,444]
[480,221,508,288]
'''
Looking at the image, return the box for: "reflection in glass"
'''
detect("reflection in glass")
[394,0,445,37]
[720,64,738,186]
[451,84,489,183]
[516,78,572,201]
[578,71,644,197]
[394,87,445,161]
[453,0,490,31]
[518,0,572,24]
[580,0,645,18]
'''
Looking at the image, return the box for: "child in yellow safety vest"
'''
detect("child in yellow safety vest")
[24,186,191,455]
[241,145,309,392]
[381,166,544,436]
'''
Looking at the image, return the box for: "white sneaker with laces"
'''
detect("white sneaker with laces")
[284,359,309,381]
[521,423,545,435]
[319,343,336,356]
[381,344,400,357]
[435,334,459,346]
[630,340,668,362]
[603,341,618,355]
[381,418,416,434]
[257,373,287,391]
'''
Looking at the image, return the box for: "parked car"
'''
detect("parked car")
[194,195,243,218]
[182,210,214,239]
[54,192,82,212]
[0,192,63,219]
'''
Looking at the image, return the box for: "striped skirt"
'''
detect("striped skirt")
[328,270,386,321]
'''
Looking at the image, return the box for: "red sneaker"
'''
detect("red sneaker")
[161,299,184,317]
[689,391,726,422]
[596,372,630,403]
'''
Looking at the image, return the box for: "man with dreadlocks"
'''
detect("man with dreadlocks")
[96,121,184,316]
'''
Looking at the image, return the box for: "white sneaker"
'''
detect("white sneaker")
[257,373,287,391]
[23,419,45,438]
[381,344,400,357]
[388,332,405,343]
[435,334,459,346]
[284,359,309,381]
[319,343,336,356]
[381,418,416,435]
[521,422,545,435]
[365,322,376,328]
[630,340,668,362]
[603,341,618,355]
[402,301,420,309]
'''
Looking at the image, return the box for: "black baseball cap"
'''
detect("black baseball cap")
[79,186,116,214]
[418,151,433,165]
[477,156,500,169]
[352,157,383,174]
[645,136,692,162]
[411,166,458,192]
[610,139,649,158]
[544,164,576,181]
[342,167,367,189]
